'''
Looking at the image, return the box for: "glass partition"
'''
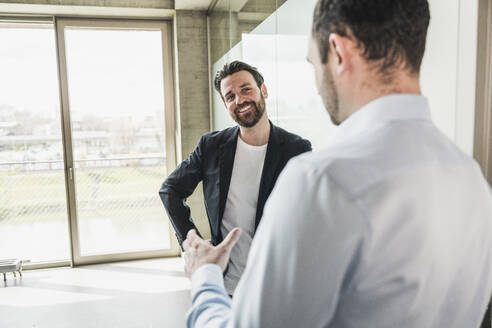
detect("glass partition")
[209,0,477,154]
[210,0,337,150]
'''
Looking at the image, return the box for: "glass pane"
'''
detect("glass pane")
[0,23,70,262]
[64,27,170,255]
[210,0,334,150]
[211,0,477,154]
[274,0,334,150]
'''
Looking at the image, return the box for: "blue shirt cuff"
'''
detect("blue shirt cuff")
[191,264,225,296]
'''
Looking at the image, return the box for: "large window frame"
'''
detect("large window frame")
[475,0,492,187]
[0,16,180,269]
[475,1,492,327]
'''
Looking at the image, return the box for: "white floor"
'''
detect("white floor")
[0,258,191,328]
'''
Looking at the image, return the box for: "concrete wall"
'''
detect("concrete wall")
[209,11,241,64]
[174,10,211,237]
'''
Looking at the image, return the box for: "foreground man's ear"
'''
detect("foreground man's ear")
[328,33,353,76]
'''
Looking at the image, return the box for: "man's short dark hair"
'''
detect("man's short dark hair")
[214,61,264,97]
[312,0,430,74]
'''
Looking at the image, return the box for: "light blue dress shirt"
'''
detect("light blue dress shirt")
[187,94,492,328]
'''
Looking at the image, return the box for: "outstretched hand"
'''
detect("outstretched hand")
[182,228,242,278]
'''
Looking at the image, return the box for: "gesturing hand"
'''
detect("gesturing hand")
[182,228,242,278]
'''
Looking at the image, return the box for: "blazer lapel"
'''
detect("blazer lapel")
[217,126,239,236]
[255,122,284,229]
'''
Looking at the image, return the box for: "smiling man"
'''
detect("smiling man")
[159,61,311,296]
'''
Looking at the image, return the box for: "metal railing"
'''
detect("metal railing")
[0,154,165,171]
[0,155,170,261]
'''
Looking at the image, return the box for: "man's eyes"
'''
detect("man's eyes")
[226,88,252,102]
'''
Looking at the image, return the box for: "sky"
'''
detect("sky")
[0,25,165,120]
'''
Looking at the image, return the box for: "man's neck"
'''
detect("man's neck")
[341,72,422,122]
[239,115,270,146]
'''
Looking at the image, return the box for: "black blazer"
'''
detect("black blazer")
[159,122,312,246]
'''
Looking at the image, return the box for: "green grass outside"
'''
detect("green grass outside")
[0,165,168,224]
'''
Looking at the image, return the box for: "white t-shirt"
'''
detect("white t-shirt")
[221,135,267,295]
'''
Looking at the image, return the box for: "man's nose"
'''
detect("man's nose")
[235,94,245,105]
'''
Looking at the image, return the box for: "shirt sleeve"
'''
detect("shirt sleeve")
[187,157,367,328]
[186,264,233,328]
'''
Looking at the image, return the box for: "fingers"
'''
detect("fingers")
[219,227,242,251]
[187,229,198,239]
[182,239,190,251]
[182,229,197,251]
[183,251,192,278]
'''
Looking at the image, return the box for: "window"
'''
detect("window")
[0,18,178,267]
[0,22,70,263]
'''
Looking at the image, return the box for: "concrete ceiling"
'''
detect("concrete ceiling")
[175,0,213,10]
[213,0,249,12]
[175,0,249,12]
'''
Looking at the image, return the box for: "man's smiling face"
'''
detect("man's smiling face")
[220,70,267,128]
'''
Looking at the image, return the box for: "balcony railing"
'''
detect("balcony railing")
[0,154,165,171]
[0,156,167,222]
[0,155,170,260]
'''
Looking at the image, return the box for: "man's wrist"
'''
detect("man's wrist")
[191,264,224,295]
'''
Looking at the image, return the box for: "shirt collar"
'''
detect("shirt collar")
[330,94,431,144]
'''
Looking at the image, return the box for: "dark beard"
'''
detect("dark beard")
[232,96,265,128]
[321,72,341,125]
[322,66,340,126]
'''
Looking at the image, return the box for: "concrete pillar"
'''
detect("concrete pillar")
[174,10,211,238]
[209,10,241,64]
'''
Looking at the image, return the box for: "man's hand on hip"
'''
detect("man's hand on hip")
[182,228,242,278]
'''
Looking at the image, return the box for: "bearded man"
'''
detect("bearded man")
[159,60,311,295]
